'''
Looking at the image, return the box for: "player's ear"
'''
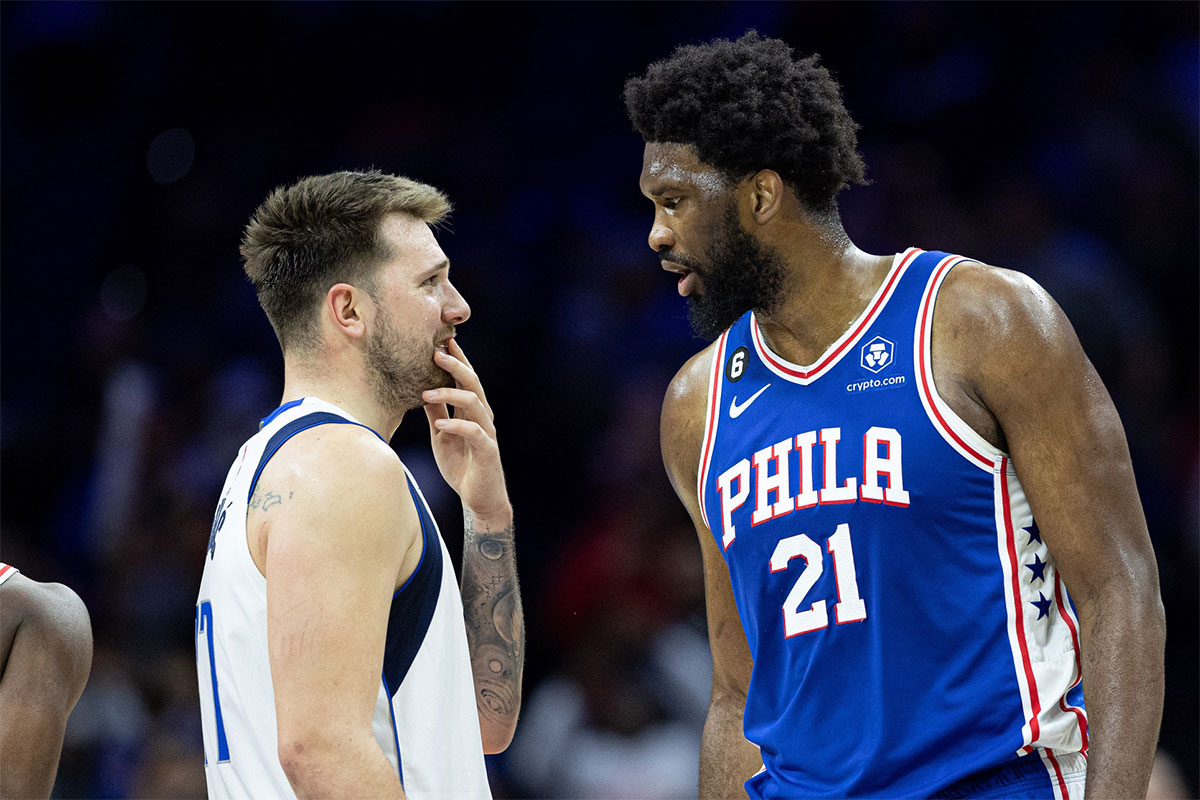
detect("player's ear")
[326,283,367,341]
[748,169,785,225]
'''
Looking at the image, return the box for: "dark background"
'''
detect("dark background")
[2,2,1196,797]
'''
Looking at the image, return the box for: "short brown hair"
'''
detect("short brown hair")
[240,170,451,352]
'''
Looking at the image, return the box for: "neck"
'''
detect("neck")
[279,353,403,440]
[754,213,893,365]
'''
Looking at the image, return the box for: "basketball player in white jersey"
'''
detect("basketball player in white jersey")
[0,563,92,799]
[195,171,523,799]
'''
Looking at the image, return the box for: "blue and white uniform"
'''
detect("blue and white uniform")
[195,397,490,800]
[697,250,1088,798]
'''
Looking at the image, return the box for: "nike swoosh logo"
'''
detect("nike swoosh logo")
[729,384,771,419]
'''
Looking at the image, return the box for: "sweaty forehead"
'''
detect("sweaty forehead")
[640,142,728,196]
[378,212,446,273]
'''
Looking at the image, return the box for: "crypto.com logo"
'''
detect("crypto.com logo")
[860,336,895,373]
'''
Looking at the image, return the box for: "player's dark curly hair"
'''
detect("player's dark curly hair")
[624,31,867,212]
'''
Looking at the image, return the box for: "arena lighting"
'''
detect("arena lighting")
[146,127,195,184]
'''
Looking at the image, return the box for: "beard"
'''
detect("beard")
[365,309,454,415]
[678,203,787,341]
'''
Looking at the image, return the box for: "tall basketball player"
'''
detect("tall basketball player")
[626,33,1164,799]
[195,171,523,799]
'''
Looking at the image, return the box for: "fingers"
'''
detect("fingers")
[435,343,490,411]
[447,337,473,369]
[423,388,495,434]
[431,417,498,450]
[423,402,450,439]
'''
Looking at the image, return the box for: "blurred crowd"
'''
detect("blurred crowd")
[1,3,1195,798]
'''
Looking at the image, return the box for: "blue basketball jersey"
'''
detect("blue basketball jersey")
[697,249,1088,798]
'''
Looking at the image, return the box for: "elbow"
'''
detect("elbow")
[710,676,748,709]
[277,730,341,796]
[480,718,517,755]
[1077,564,1167,650]
[1123,558,1167,643]
[41,583,94,710]
[1143,590,1167,649]
[277,737,316,793]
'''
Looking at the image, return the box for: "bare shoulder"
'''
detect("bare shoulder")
[1,574,92,686]
[3,575,92,637]
[936,261,1076,358]
[259,422,405,499]
[251,422,416,530]
[661,342,720,499]
[935,261,1085,390]
[250,422,420,580]
[932,259,1098,452]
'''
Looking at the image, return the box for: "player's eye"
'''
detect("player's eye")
[662,196,681,210]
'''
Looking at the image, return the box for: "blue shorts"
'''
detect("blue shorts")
[933,750,1088,799]
[746,750,1087,798]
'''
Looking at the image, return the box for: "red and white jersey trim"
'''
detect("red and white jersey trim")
[697,332,730,533]
[1041,750,1087,800]
[913,254,1003,473]
[0,563,18,587]
[994,459,1088,757]
[749,249,923,385]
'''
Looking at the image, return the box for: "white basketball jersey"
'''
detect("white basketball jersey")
[195,397,491,799]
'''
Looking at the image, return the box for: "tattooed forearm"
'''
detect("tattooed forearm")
[460,506,524,747]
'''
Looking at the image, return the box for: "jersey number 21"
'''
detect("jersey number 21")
[770,522,867,637]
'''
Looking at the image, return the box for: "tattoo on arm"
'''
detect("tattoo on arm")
[249,489,293,511]
[460,508,525,732]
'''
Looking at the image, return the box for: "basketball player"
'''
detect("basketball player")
[0,563,93,799]
[195,171,523,799]
[625,33,1164,799]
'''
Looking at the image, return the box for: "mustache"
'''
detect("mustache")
[660,252,705,274]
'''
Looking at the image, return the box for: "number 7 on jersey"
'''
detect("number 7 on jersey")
[196,600,231,763]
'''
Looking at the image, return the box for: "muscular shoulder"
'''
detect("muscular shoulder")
[661,342,720,501]
[933,261,1092,445]
[0,575,92,688]
[252,423,419,576]
[259,422,404,499]
[2,576,91,639]
[936,261,1067,345]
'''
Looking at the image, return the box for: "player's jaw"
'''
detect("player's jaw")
[365,311,457,415]
[680,204,787,341]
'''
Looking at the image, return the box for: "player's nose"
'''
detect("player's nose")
[649,220,675,252]
[443,281,470,325]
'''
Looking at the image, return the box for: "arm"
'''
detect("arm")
[258,425,421,799]
[423,339,524,753]
[934,264,1165,799]
[661,349,761,800]
[0,576,92,800]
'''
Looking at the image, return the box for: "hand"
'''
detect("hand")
[422,339,512,525]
